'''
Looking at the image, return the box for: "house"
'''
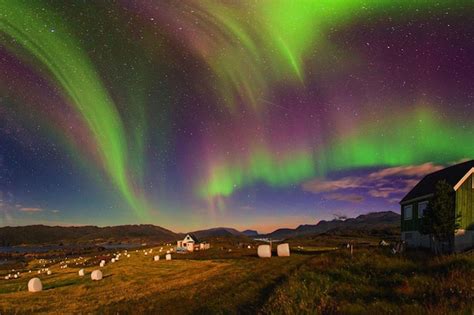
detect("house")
[177,234,210,253]
[400,160,474,252]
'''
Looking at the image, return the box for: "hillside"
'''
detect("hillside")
[0,224,179,246]
[264,211,400,239]
[189,227,246,239]
[0,212,400,245]
[241,230,259,237]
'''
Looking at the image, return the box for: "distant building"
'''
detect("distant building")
[177,234,210,252]
[400,160,474,252]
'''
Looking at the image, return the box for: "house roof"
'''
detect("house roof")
[400,160,474,204]
[185,233,200,243]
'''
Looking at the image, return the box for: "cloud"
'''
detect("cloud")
[302,162,445,202]
[367,163,443,180]
[302,177,364,193]
[50,209,60,213]
[324,193,364,203]
[19,207,43,213]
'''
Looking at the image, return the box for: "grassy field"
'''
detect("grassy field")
[0,243,472,314]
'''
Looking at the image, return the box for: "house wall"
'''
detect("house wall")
[455,229,474,252]
[401,231,431,248]
[186,242,194,252]
[401,199,430,232]
[455,174,474,230]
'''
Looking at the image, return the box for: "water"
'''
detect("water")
[0,243,142,253]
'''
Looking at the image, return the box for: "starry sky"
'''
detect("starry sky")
[0,1,473,233]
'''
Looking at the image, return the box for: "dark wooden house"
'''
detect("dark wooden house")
[400,160,474,252]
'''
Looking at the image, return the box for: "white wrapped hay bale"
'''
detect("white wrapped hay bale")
[277,243,290,257]
[91,270,103,281]
[154,255,160,261]
[47,270,52,275]
[28,278,42,292]
[257,245,271,258]
[165,254,172,261]
[99,260,106,267]
[111,258,116,263]
[78,269,85,276]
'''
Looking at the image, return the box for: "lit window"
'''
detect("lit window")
[404,205,413,220]
[418,201,428,218]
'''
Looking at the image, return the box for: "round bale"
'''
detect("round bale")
[78,269,85,276]
[257,245,271,258]
[28,278,42,292]
[277,243,290,257]
[165,254,172,260]
[154,255,160,261]
[91,270,103,281]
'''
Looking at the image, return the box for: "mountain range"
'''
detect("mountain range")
[261,211,400,239]
[0,211,400,246]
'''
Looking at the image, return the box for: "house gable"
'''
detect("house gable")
[455,173,474,230]
[183,234,200,243]
[400,160,474,233]
[401,160,474,204]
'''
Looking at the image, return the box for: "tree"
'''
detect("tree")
[421,180,460,254]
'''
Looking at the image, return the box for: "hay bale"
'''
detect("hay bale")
[111,258,116,263]
[165,254,172,260]
[154,255,160,261]
[28,278,42,292]
[78,269,85,276]
[99,260,106,267]
[91,270,103,281]
[257,245,271,258]
[47,270,52,275]
[277,243,290,257]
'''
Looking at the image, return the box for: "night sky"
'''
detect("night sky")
[1,1,473,232]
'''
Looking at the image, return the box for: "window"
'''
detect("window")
[404,205,413,220]
[418,201,428,218]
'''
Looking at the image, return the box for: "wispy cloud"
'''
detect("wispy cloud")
[302,162,445,203]
[302,177,363,193]
[19,207,43,213]
[367,163,443,180]
[51,209,60,213]
[324,193,364,203]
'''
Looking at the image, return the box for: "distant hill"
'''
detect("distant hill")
[241,229,259,237]
[264,211,400,239]
[189,227,246,239]
[0,224,179,246]
[0,211,400,246]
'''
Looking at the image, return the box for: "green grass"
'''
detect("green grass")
[0,244,472,314]
[261,248,474,315]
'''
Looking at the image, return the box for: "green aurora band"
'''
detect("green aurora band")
[199,105,474,198]
[0,1,148,217]
[1,0,471,214]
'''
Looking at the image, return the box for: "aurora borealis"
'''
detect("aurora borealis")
[0,1,473,232]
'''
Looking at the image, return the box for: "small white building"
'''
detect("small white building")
[177,234,210,253]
